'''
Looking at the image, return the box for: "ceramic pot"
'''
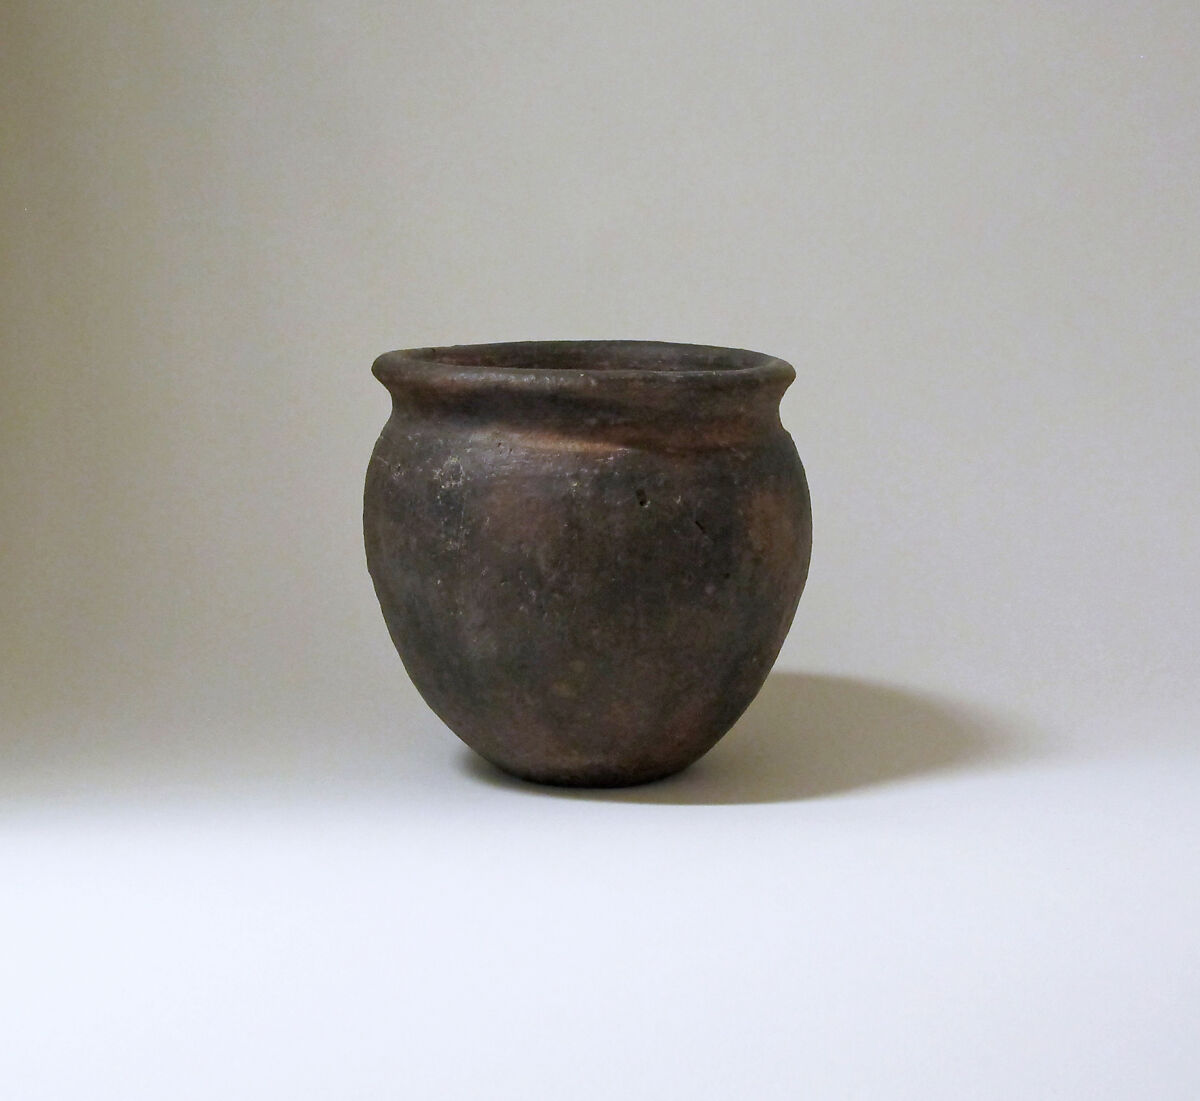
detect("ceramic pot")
[364,341,811,786]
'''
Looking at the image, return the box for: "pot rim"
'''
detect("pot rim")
[372,340,794,395]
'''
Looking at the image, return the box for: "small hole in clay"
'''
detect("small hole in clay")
[636,488,649,508]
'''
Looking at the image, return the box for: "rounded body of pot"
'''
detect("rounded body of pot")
[364,341,811,786]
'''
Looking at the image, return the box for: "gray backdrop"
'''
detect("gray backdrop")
[3,3,1198,1098]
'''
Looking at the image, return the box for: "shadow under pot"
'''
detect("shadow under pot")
[364,340,812,787]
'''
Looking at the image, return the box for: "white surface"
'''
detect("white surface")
[3,3,1198,1098]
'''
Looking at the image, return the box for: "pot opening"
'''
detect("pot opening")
[400,340,780,375]
[372,344,795,439]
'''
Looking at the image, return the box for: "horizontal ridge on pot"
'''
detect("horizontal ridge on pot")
[364,340,812,787]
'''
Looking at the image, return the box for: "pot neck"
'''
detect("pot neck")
[374,341,795,449]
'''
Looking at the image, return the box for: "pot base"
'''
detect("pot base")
[481,754,698,789]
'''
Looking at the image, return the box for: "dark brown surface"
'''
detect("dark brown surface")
[364,341,812,786]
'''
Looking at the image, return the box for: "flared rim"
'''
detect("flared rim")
[372,340,794,395]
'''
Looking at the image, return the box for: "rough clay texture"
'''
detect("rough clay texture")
[364,341,812,786]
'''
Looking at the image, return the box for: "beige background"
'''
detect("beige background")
[3,3,1199,1098]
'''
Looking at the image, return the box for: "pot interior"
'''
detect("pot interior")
[402,340,775,375]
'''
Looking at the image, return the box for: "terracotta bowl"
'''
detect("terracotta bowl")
[364,341,811,786]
